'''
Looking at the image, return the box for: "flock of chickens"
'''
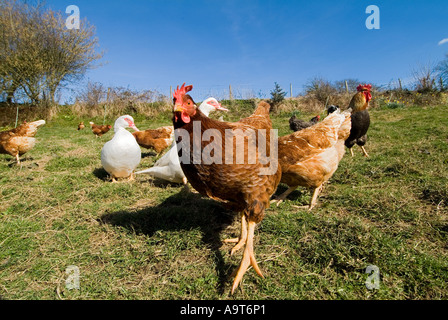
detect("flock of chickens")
[0,83,372,294]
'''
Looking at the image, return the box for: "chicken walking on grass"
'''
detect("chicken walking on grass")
[90,122,112,138]
[345,84,372,158]
[272,109,351,209]
[289,114,320,132]
[172,84,281,294]
[132,126,174,156]
[0,120,46,166]
[78,122,85,130]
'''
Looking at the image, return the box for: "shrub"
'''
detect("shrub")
[270,82,287,113]
[71,82,171,118]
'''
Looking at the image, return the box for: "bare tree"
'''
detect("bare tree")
[436,54,448,90]
[303,77,337,104]
[411,61,436,93]
[0,0,103,105]
[334,78,362,93]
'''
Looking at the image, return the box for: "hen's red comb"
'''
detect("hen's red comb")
[357,84,372,92]
[173,83,193,102]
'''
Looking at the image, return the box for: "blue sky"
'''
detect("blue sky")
[45,0,448,101]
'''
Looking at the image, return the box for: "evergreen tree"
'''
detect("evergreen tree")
[270,82,286,113]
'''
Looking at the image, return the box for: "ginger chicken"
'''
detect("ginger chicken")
[77,122,85,130]
[345,84,372,157]
[132,126,174,155]
[89,122,112,138]
[272,109,351,209]
[0,120,46,165]
[172,84,281,294]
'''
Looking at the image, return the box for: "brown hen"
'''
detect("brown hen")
[89,122,112,138]
[172,84,281,294]
[132,126,174,155]
[0,120,46,165]
[273,109,351,209]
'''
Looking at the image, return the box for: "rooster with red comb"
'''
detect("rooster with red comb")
[345,84,373,157]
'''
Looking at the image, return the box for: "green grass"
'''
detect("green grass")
[1,104,447,300]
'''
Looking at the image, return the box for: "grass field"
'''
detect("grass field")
[1,103,447,300]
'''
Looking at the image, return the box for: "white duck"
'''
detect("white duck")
[135,98,228,185]
[101,115,141,182]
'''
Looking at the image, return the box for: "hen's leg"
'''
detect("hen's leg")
[181,177,190,192]
[270,186,298,206]
[15,154,21,166]
[350,148,354,157]
[290,186,322,211]
[308,185,323,210]
[360,146,369,158]
[224,212,247,255]
[231,220,263,294]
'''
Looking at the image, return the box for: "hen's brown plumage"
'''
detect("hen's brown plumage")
[132,126,174,154]
[173,87,281,294]
[274,110,351,209]
[0,120,46,165]
[78,122,85,130]
[177,102,279,214]
[89,122,112,138]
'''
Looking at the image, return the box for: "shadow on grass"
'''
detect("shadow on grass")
[272,183,306,202]
[92,167,109,181]
[141,151,158,159]
[0,156,35,168]
[99,190,237,294]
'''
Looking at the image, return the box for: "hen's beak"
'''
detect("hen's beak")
[217,105,229,112]
[174,104,184,113]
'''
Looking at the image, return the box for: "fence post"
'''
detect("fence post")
[229,84,233,100]
[290,83,293,98]
[345,80,349,94]
[324,96,330,110]
[15,104,19,128]
[170,86,173,100]
[104,87,110,125]
[398,78,402,91]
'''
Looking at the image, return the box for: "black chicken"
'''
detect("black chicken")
[327,105,340,115]
[344,84,372,157]
[289,114,320,132]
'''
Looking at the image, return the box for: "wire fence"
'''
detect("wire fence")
[164,78,420,102]
[167,84,272,102]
